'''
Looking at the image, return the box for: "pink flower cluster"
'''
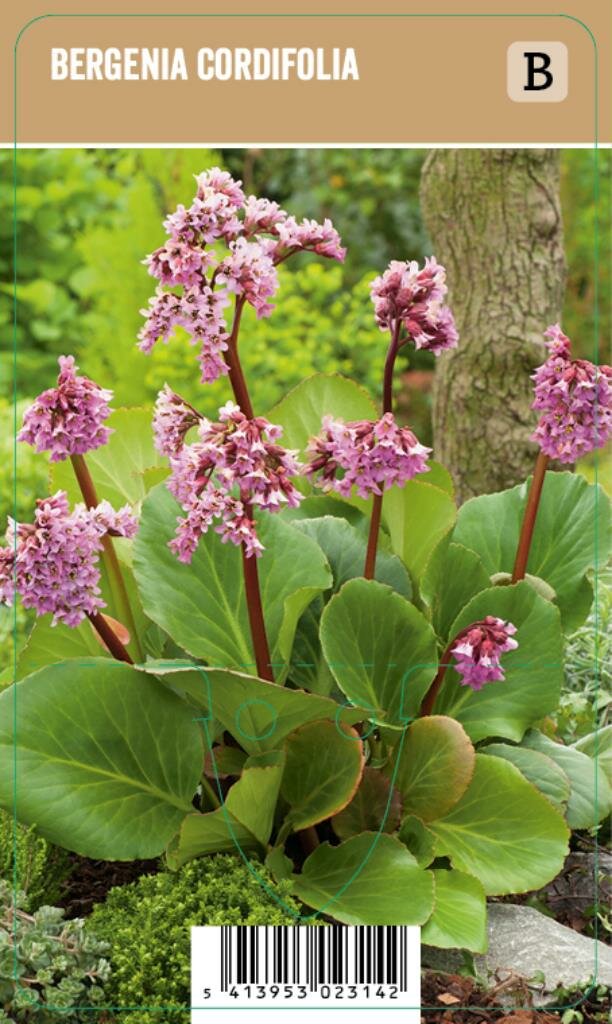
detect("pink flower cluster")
[165,401,302,561]
[305,413,431,499]
[531,324,612,463]
[153,385,203,456]
[370,257,458,355]
[0,491,137,627]
[451,616,518,691]
[17,356,113,462]
[139,167,345,383]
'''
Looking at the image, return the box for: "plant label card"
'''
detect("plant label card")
[2,1,610,1022]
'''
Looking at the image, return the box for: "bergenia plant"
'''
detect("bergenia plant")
[1,169,611,950]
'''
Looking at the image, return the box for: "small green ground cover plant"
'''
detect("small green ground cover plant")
[88,854,302,1023]
[0,169,610,966]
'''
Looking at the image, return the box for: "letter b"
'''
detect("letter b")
[507,42,568,103]
[523,51,553,91]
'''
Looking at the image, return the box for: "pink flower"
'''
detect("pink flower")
[139,168,345,381]
[18,356,113,462]
[532,324,612,463]
[138,286,230,385]
[270,215,346,263]
[370,257,458,355]
[0,491,137,627]
[166,402,302,561]
[243,195,287,235]
[145,239,211,287]
[217,238,279,318]
[305,413,431,499]
[451,616,518,691]
[153,385,202,456]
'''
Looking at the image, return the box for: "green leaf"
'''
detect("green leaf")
[223,751,285,845]
[481,743,570,812]
[521,729,611,827]
[166,810,260,869]
[422,870,487,953]
[282,720,364,830]
[434,582,564,743]
[398,816,437,868]
[574,725,612,792]
[133,483,332,676]
[281,494,363,526]
[428,754,569,895]
[0,660,202,860]
[332,766,402,841]
[269,373,377,463]
[453,472,610,632]
[382,480,457,588]
[292,517,412,599]
[50,407,168,507]
[426,461,455,497]
[421,542,490,642]
[290,516,411,694]
[320,579,438,727]
[393,716,475,822]
[142,663,365,756]
[291,833,435,925]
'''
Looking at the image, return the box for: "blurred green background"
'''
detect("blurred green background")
[1,146,609,530]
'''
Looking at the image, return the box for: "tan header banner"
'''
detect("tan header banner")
[4,0,609,144]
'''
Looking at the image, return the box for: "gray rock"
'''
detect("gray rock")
[423,902,612,1000]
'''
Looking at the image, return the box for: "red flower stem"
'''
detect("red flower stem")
[224,298,274,682]
[511,451,550,583]
[70,453,143,661]
[419,639,455,717]
[87,611,133,664]
[364,321,402,580]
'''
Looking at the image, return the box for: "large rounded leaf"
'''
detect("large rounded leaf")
[291,833,435,925]
[282,720,364,830]
[428,754,569,895]
[421,870,487,953]
[393,717,475,822]
[453,472,610,632]
[434,582,563,743]
[320,579,438,726]
[481,743,570,812]
[0,661,202,859]
[521,729,611,827]
[290,515,411,694]
[51,407,168,507]
[133,483,332,675]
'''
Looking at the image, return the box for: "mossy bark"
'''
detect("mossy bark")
[419,149,566,503]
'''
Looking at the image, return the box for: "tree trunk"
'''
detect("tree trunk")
[419,149,566,503]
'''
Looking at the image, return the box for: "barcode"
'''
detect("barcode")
[191,924,421,1016]
[220,925,411,991]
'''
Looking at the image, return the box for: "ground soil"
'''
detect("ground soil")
[420,971,610,1023]
[57,852,159,918]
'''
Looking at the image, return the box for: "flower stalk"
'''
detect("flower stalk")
[87,610,133,665]
[511,451,549,583]
[364,321,401,579]
[224,300,273,682]
[70,453,143,661]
